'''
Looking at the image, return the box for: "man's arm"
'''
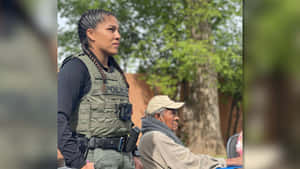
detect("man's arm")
[226,155,243,166]
[152,131,226,169]
[133,156,143,169]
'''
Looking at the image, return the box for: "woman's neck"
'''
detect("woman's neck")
[89,47,109,68]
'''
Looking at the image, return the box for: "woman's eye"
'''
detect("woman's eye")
[108,28,115,32]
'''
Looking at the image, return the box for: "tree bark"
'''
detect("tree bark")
[233,104,240,134]
[226,98,237,141]
[179,0,226,155]
[181,64,226,155]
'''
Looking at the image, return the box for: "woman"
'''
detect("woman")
[58,9,142,169]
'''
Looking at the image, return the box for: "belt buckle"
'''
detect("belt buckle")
[118,137,125,152]
[88,137,96,149]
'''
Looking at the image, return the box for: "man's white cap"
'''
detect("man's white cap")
[145,95,185,115]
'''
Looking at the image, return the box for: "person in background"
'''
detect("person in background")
[139,95,243,169]
[236,131,243,157]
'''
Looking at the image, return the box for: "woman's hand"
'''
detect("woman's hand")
[81,162,95,169]
[57,149,65,167]
[133,156,143,169]
[57,149,64,160]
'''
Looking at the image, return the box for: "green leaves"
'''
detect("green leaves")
[58,0,242,98]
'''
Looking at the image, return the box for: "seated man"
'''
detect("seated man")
[139,95,242,169]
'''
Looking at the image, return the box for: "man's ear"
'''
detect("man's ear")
[154,113,163,122]
[86,28,96,41]
[154,113,160,120]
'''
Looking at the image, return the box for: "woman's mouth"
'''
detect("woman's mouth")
[112,43,119,47]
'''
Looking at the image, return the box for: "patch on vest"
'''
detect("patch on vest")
[105,86,128,97]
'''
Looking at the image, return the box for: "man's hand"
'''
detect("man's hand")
[81,162,95,169]
[133,156,143,169]
[226,155,243,166]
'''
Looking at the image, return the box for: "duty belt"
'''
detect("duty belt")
[88,136,128,152]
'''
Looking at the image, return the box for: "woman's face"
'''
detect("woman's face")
[87,15,121,56]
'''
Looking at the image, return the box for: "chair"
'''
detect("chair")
[226,133,240,158]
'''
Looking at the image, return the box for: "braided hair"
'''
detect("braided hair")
[78,9,129,90]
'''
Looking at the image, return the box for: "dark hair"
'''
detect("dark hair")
[78,9,129,89]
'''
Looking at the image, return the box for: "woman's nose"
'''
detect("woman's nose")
[115,31,121,40]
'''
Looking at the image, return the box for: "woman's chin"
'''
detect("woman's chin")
[109,49,119,55]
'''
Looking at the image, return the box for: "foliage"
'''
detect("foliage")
[131,0,243,99]
[247,0,300,79]
[58,0,142,71]
[58,0,242,99]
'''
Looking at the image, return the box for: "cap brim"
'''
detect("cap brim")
[165,102,185,110]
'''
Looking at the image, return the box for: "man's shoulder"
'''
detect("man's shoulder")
[142,131,168,138]
[140,131,173,145]
[139,131,170,154]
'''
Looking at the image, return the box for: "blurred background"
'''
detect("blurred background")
[245,0,300,169]
[0,0,56,169]
[1,0,300,169]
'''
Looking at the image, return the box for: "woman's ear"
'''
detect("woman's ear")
[86,28,96,42]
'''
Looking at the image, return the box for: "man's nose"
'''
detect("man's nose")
[174,116,179,121]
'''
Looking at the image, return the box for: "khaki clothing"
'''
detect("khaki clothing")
[139,131,226,169]
[58,149,135,169]
[87,149,134,169]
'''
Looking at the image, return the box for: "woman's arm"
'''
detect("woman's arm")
[57,58,90,169]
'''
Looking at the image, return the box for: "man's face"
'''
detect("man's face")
[160,109,180,132]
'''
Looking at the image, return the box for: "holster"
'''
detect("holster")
[125,127,140,153]
[77,136,89,159]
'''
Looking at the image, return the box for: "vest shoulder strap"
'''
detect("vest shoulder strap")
[60,55,74,70]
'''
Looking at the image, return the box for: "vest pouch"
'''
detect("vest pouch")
[90,102,104,111]
[116,103,132,121]
[74,104,91,133]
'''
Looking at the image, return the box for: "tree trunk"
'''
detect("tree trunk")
[233,104,240,134]
[181,64,226,155]
[179,0,226,155]
[226,98,237,141]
